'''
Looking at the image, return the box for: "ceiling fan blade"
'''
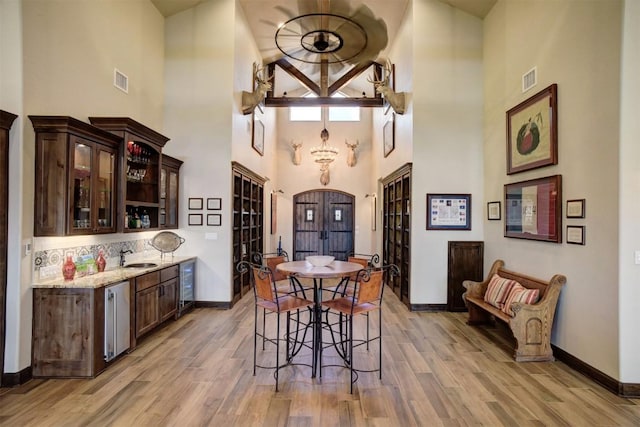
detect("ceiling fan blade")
[345,5,388,64]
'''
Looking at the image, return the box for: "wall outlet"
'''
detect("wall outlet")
[23,240,32,257]
[635,250,640,265]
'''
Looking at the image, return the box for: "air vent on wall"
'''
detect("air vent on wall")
[522,67,537,92]
[114,68,128,93]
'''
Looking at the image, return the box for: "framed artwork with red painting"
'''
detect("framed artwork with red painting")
[506,84,557,175]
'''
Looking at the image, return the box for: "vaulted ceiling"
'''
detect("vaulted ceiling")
[151,0,496,104]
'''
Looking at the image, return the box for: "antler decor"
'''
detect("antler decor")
[291,141,303,165]
[345,140,359,167]
[241,63,273,115]
[368,60,406,115]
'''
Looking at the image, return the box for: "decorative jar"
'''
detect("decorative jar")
[62,253,76,281]
[96,250,106,273]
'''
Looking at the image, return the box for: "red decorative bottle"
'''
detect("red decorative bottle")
[96,250,106,273]
[62,253,76,281]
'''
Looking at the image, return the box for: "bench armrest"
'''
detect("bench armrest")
[462,279,486,299]
[462,259,504,304]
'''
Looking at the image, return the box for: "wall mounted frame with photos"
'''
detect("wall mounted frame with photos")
[487,201,501,220]
[566,225,585,245]
[207,214,221,226]
[252,113,264,156]
[383,113,395,157]
[188,198,203,210]
[505,174,562,243]
[188,213,203,226]
[566,199,585,218]
[507,83,558,175]
[427,194,471,230]
[207,197,221,210]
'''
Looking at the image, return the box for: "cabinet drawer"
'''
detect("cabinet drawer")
[136,271,160,292]
[160,265,179,282]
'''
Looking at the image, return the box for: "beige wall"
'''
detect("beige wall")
[274,107,376,256]
[1,0,26,375]
[618,0,640,383]
[408,0,485,303]
[484,0,623,378]
[164,0,256,302]
[2,0,165,374]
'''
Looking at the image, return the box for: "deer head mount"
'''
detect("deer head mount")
[368,60,406,115]
[345,140,359,167]
[291,141,303,165]
[241,63,272,115]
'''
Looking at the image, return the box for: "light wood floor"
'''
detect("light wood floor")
[1,289,639,426]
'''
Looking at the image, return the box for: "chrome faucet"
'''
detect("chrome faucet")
[119,249,133,267]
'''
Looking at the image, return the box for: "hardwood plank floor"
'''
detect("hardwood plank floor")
[1,289,639,426]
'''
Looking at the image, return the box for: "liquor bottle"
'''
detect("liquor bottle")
[142,210,150,228]
[134,209,141,229]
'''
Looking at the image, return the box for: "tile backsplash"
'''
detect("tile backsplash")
[34,238,151,280]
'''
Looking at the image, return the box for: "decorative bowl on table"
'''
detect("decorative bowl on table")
[305,256,335,267]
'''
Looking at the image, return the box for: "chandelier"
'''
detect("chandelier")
[310,127,338,164]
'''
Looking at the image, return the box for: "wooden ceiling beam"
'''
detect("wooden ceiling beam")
[327,60,377,97]
[273,59,321,95]
[264,97,383,107]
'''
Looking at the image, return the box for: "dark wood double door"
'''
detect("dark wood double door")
[293,190,354,261]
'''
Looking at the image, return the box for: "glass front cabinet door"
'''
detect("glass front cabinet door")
[31,116,121,236]
[160,154,182,229]
[70,137,117,234]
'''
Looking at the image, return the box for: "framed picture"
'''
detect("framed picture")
[504,174,562,243]
[188,198,203,210]
[383,113,395,157]
[427,194,471,230]
[207,214,221,226]
[487,201,501,220]
[566,199,585,218]
[207,197,221,210]
[566,225,585,245]
[507,83,558,174]
[252,114,264,156]
[188,213,203,226]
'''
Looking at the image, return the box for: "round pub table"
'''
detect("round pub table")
[276,260,364,378]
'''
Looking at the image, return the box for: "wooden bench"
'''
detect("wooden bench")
[462,259,566,362]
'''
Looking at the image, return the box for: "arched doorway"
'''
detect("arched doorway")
[292,190,355,261]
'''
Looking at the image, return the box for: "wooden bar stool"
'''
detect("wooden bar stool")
[237,261,314,391]
[321,264,399,393]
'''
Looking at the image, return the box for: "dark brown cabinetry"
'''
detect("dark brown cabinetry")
[447,241,483,311]
[1,110,17,386]
[134,265,178,339]
[382,163,412,307]
[32,287,106,377]
[232,162,265,304]
[160,155,182,229]
[30,116,120,236]
[89,117,170,232]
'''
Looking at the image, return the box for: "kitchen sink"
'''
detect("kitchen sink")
[124,263,158,269]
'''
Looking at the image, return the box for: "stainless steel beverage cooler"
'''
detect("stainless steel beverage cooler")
[179,259,195,316]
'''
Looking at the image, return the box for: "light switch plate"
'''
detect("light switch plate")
[635,250,640,265]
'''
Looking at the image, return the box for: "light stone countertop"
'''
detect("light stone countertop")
[32,256,196,289]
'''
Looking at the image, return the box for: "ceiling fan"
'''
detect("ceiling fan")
[274,1,387,65]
